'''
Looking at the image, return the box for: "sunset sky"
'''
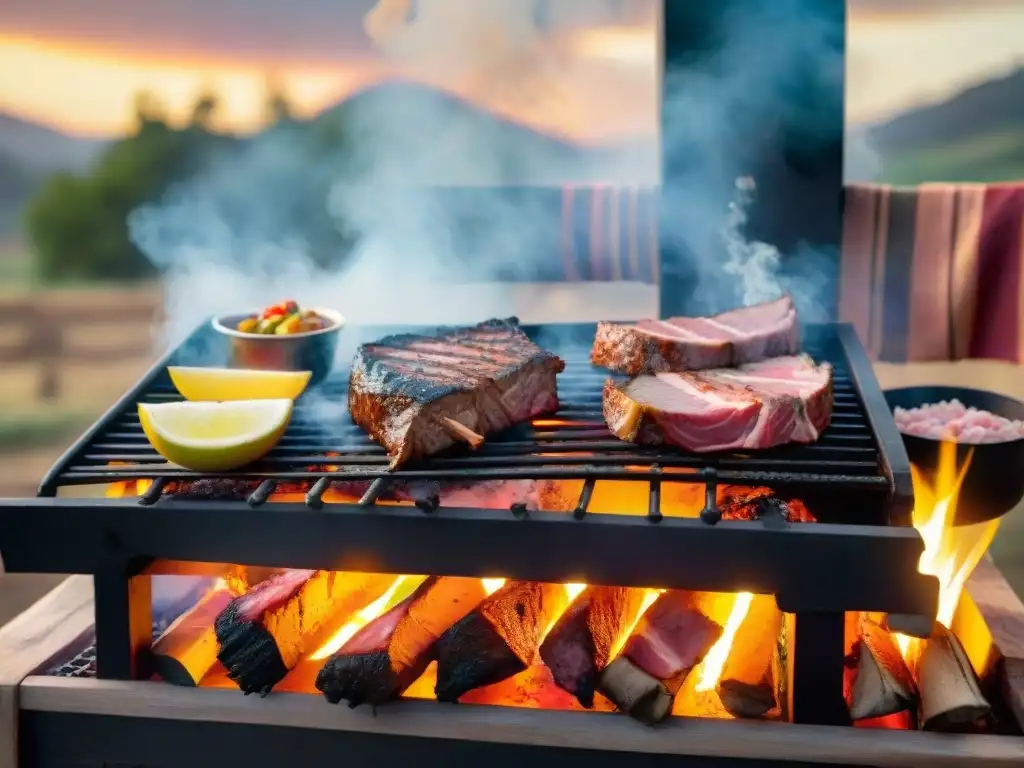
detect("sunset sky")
[1,0,1022,140]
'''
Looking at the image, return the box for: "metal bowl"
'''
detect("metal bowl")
[884,386,1024,526]
[211,307,345,387]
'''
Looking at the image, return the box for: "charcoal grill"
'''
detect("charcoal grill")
[6,3,1008,765]
[1,319,937,726]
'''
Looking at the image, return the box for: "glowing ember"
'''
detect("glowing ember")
[608,588,663,660]
[309,575,426,661]
[481,578,508,594]
[696,592,754,692]
[896,441,1000,657]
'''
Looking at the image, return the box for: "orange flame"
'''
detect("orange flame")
[309,575,426,661]
[695,592,754,691]
[896,441,1000,657]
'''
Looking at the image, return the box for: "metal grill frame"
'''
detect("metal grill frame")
[0,320,933,613]
[0,319,938,727]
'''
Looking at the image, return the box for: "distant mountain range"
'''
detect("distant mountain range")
[0,70,1021,237]
[0,113,107,234]
[866,68,1024,183]
[314,80,653,185]
[867,67,1024,153]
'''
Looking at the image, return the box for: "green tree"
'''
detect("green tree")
[26,90,223,282]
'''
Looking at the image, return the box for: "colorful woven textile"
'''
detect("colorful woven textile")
[840,183,1024,363]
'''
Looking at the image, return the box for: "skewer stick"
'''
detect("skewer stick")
[440,417,485,449]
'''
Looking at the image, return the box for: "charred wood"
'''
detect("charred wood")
[152,584,236,687]
[316,576,488,708]
[717,594,783,719]
[598,591,721,725]
[916,623,992,732]
[845,615,917,722]
[718,486,816,523]
[540,586,649,709]
[215,570,394,695]
[435,581,569,702]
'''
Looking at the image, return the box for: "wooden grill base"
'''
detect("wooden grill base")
[3,558,1024,768]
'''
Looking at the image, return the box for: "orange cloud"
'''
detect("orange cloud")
[0,35,383,136]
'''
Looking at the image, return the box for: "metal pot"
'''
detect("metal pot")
[211,307,345,387]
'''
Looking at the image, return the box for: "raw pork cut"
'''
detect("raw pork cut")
[603,354,833,453]
[591,295,799,376]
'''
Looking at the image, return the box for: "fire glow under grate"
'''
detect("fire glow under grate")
[0,319,943,730]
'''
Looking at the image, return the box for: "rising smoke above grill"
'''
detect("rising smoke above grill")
[127,0,843,345]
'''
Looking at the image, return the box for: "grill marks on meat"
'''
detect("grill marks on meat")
[603,355,833,453]
[349,317,565,469]
[539,586,649,709]
[434,581,570,702]
[592,296,800,376]
[315,576,488,708]
[214,570,395,695]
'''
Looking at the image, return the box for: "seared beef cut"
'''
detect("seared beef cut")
[349,317,565,469]
[539,586,649,709]
[592,295,799,376]
[434,581,569,702]
[215,570,394,695]
[315,576,488,707]
[604,354,833,453]
[598,591,722,724]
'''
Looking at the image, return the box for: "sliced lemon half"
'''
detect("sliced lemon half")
[138,399,293,472]
[168,367,311,402]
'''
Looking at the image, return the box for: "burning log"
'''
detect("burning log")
[152,579,240,686]
[539,586,649,709]
[598,591,722,725]
[215,569,395,695]
[915,623,992,732]
[315,576,488,707]
[434,581,569,702]
[716,593,782,719]
[846,615,917,722]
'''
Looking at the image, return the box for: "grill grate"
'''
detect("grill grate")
[0,320,933,622]
[40,322,901,525]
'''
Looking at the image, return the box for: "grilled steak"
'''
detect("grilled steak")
[591,295,799,376]
[603,354,833,453]
[349,317,565,469]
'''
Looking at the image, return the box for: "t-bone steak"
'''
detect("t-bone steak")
[591,295,800,376]
[349,317,565,469]
[602,354,833,453]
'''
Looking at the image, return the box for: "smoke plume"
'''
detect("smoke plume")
[130,0,848,349]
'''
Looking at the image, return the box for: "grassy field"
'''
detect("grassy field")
[0,238,33,289]
[879,129,1024,185]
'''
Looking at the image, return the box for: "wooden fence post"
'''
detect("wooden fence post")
[33,307,64,401]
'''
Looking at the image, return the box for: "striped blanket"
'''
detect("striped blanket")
[840,183,1024,364]
[560,186,659,284]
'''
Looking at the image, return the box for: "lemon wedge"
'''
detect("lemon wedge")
[168,367,311,402]
[138,399,293,472]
